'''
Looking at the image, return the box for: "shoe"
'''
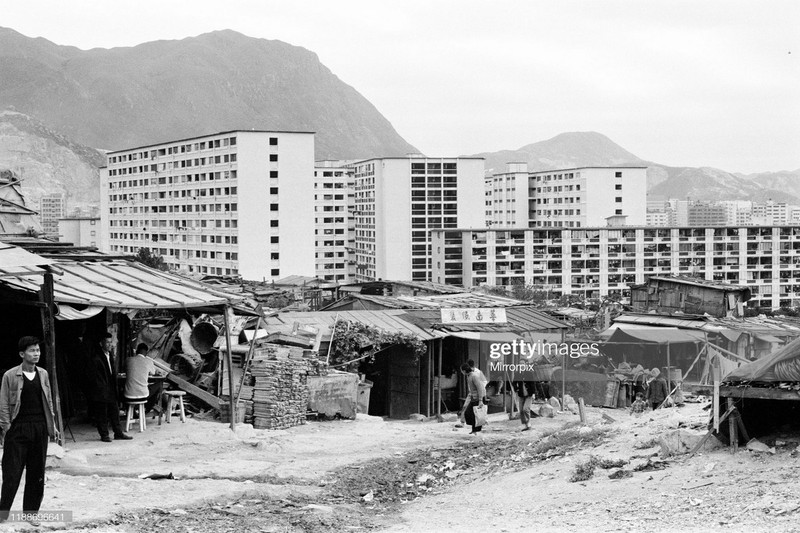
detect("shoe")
[101,436,112,442]
[521,426,531,432]
[114,433,133,440]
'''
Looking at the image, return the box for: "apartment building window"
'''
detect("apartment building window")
[615,172,622,178]
[269,137,278,146]
[269,154,278,162]
[270,204,279,211]
[615,184,622,190]
[615,209,623,215]
[271,269,280,276]
[270,237,279,243]
[270,220,279,227]
[615,197,622,202]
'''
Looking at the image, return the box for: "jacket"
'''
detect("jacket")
[512,380,536,398]
[89,346,118,403]
[0,364,57,437]
[646,377,669,404]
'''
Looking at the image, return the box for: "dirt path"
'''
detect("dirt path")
[2,402,798,532]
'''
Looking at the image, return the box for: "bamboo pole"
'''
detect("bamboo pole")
[325,313,340,365]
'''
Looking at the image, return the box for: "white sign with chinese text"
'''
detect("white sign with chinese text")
[440,308,507,324]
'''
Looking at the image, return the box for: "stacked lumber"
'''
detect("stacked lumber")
[244,344,312,430]
[250,358,309,429]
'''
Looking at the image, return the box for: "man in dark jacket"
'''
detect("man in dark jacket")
[645,368,669,410]
[0,336,58,520]
[89,332,131,442]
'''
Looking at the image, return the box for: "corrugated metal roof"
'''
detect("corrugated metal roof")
[642,276,751,292]
[613,313,800,338]
[0,259,243,309]
[0,243,51,277]
[265,310,445,341]
[404,306,568,333]
[323,292,528,310]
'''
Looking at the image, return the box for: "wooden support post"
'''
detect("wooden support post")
[727,398,737,453]
[436,339,443,422]
[234,316,262,407]
[39,272,64,447]
[736,412,750,443]
[578,397,587,425]
[222,306,237,431]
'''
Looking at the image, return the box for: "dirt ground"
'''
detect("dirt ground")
[1,399,799,532]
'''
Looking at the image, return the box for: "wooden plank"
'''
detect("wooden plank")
[578,397,587,424]
[166,373,220,409]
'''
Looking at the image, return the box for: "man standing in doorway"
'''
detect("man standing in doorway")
[0,337,58,520]
[89,332,132,442]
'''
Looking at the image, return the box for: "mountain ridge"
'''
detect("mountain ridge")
[0,27,417,160]
[470,132,800,203]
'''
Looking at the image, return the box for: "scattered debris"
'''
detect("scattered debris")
[746,439,776,454]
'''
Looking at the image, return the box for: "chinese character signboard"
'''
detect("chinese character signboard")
[439,308,507,324]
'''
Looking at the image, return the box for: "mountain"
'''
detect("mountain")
[471,132,800,203]
[737,170,800,200]
[0,110,103,206]
[0,27,417,160]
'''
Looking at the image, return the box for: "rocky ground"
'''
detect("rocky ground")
[2,399,800,532]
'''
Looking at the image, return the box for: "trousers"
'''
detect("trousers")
[517,395,533,427]
[0,421,48,516]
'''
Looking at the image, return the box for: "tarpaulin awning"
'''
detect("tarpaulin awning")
[0,259,244,310]
[724,336,800,383]
[755,334,783,344]
[604,327,706,345]
[55,304,105,321]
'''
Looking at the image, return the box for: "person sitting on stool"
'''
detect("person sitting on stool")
[124,343,158,411]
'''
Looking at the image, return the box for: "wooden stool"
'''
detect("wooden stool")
[164,391,187,423]
[125,401,147,432]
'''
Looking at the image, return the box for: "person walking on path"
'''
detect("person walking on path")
[459,363,486,434]
[512,380,537,431]
[0,336,58,521]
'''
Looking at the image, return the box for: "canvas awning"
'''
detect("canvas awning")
[604,327,706,345]
[0,259,244,310]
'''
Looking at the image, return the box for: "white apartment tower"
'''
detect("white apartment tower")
[101,130,315,281]
[314,161,356,282]
[487,162,530,227]
[39,193,65,237]
[530,167,647,227]
[351,156,485,282]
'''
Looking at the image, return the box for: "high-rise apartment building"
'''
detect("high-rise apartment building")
[432,225,800,310]
[688,201,728,226]
[350,156,485,282]
[101,130,315,281]
[486,162,529,227]
[487,166,647,228]
[529,167,647,228]
[314,161,356,282]
[39,193,65,237]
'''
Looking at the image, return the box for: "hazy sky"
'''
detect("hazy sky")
[3,0,799,173]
